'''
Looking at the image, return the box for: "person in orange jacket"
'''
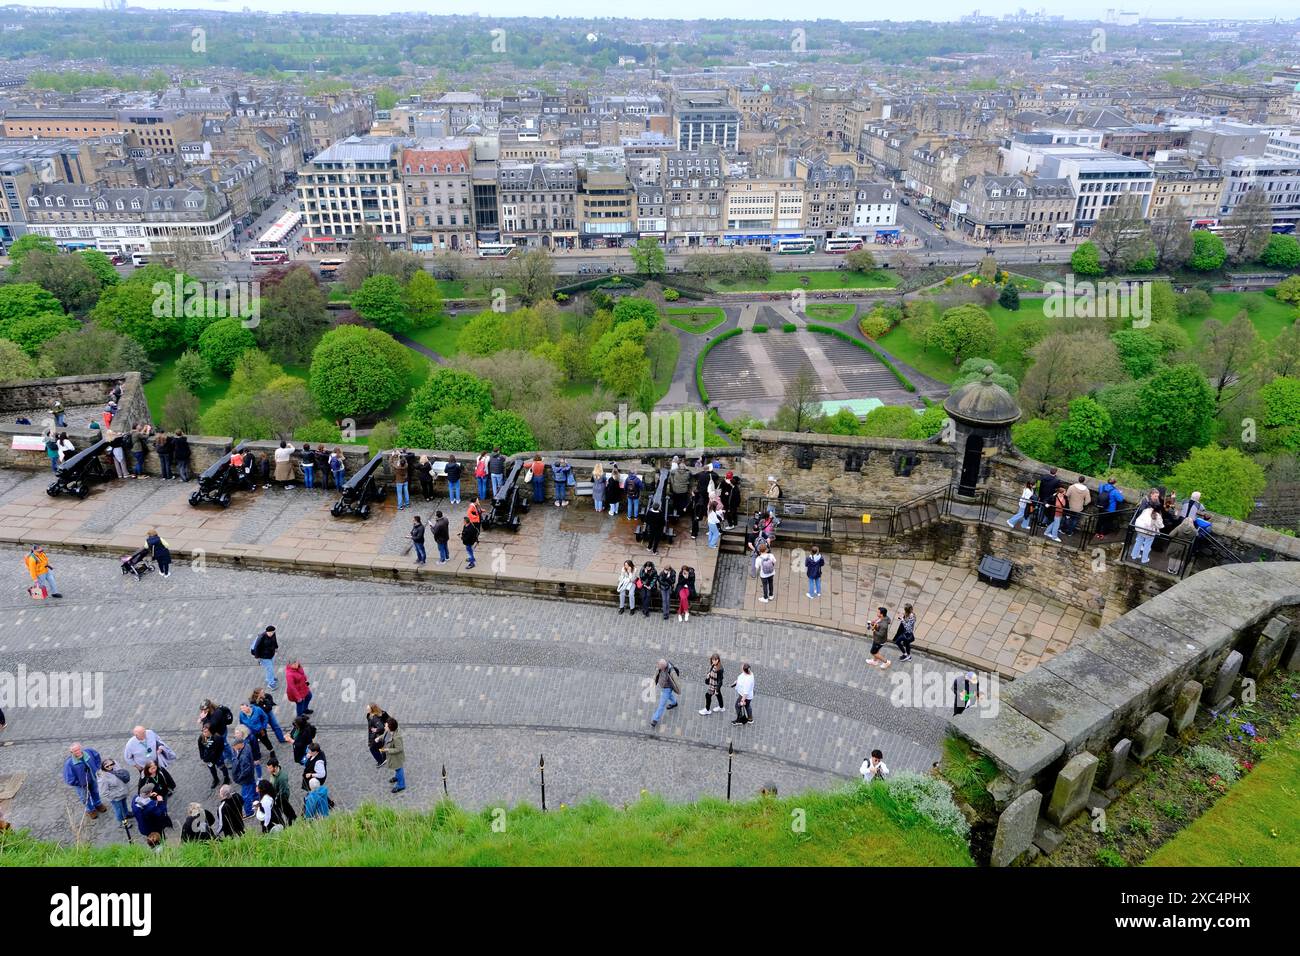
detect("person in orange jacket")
[25,544,62,598]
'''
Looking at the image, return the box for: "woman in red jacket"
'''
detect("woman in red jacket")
[285,660,313,718]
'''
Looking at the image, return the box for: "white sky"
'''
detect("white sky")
[2,1,1297,23]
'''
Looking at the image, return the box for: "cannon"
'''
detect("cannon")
[47,438,114,499]
[189,442,250,508]
[482,458,530,532]
[331,451,388,519]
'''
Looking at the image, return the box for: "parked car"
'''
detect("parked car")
[900,197,910,206]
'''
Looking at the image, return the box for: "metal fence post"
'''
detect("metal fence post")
[539,753,546,811]
[726,740,734,801]
[441,763,448,798]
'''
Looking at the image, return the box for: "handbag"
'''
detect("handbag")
[28,584,48,600]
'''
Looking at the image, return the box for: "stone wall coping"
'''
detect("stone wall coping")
[743,428,952,455]
[950,562,1300,785]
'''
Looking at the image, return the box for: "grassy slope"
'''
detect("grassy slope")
[1146,716,1300,867]
[709,269,898,292]
[666,306,727,334]
[0,786,972,867]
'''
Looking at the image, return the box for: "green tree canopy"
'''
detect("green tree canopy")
[402,271,443,329]
[1054,397,1113,474]
[352,274,410,335]
[1188,230,1226,272]
[475,409,535,455]
[0,312,79,356]
[926,304,996,366]
[1164,445,1266,520]
[308,325,412,421]
[197,318,258,375]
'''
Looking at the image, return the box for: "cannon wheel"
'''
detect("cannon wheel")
[218,493,231,509]
[330,503,344,518]
[358,504,370,519]
[189,491,202,507]
[46,481,62,497]
[374,487,388,503]
[73,482,88,500]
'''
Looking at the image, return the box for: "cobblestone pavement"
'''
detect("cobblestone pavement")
[718,548,1098,677]
[0,547,950,846]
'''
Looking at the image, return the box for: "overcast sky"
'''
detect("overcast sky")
[4,1,1298,22]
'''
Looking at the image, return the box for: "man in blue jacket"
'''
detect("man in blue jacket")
[230,730,258,817]
[1094,476,1125,540]
[238,702,273,776]
[63,743,108,818]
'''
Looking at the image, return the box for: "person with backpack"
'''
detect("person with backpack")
[488,447,507,497]
[894,604,916,662]
[380,716,406,793]
[172,430,191,482]
[461,515,479,569]
[96,757,133,832]
[805,544,825,599]
[624,471,642,521]
[250,625,279,691]
[649,658,681,728]
[617,559,636,614]
[699,653,725,715]
[250,686,288,745]
[1093,477,1124,539]
[637,560,657,616]
[329,448,346,490]
[198,725,230,789]
[303,777,331,819]
[860,750,890,782]
[410,514,426,565]
[474,452,490,502]
[755,542,777,603]
[731,663,755,725]
[706,499,723,548]
[230,730,257,816]
[239,701,275,769]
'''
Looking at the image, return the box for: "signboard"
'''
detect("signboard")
[783,503,807,517]
[11,435,47,452]
[861,514,871,524]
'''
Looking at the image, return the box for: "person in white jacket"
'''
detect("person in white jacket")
[1130,505,1164,565]
[731,663,755,725]
[860,750,890,782]
[616,560,636,613]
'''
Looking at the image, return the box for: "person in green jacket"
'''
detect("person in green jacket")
[381,716,405,793]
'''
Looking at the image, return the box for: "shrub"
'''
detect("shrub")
[858,313,892,339]
[883,773,970,840]
[782,322,797,333]
[751,324,768,333]
[1185,745,1241,783]
[174,349,211,394]
[663,288,680,301]
[308,325,412,421]
[475,409,535,455]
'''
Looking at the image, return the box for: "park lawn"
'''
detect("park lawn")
[877,302,1026,384]
[648,328,682,402]
[709,269,898,292]
[0,785,972,867]
[806,303,857,322]
[666,306,728,334]
[1146,716,1300,867]
[405,313,474,359]
[142,350,228,420]
[1175,291,1296,343]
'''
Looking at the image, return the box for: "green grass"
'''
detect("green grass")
[0,784,972,867]
[1173,291,1296,343]
[666,306,728,334]
[142,349,227,419]
[647,329,681,403]
[1146,716,1300,867]
[404,313,474,358]
[806,303,857,322]
[709,269,898,292]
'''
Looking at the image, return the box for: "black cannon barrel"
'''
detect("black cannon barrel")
[55,438,109,477]
[332,451,388,518]
[190,441,248,508]
[47,437,113,499]
[342,451,386,499]
[648,466,670,512]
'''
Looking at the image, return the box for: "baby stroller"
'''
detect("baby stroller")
[121,548,154,580]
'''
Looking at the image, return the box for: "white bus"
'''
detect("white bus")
[476,242,517,258]
[824,236,864,254]
[249,245,290,264]
[775,237,816,255]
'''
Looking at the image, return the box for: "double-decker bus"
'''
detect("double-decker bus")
[824,236,864,254]
[476,242,517,258]
[250,210,301,264]
[318,258,345,278]
[775,237,816,254]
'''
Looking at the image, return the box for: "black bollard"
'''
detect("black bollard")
[726,740,734,802]
[539,753,546,811]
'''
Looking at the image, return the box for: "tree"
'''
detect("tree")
[197,318,258,376]
[1149,197,1193,270]
[951,357,1018,394]
[1110,328,1167,379]
[475,409,535,455]
[926,304,996,366]
[456,310,505,356]
[1088,196,1151,274]
[1010,418,1058,462]
[905,403,949,440]
[734,252,770,281]
[352,274,409,335]
[858,405,918,438]
[1164,445,1266,520]
[1260,233,1300,269]
[457,350,559,412]
[813,407,863,436]
[1135,363,1216,469]
[17,250,101,314]
[174,349,211,394]
[630,237,666,278]
[773,363,821,433]
[0,283,64,323]
[1262,321,1300,381]
[257,266,330,364]
[1018,330,1123,419]
[0,312,79,356]
[5,234,58,273]
[1070,241,1103,276]
[161,386,201,433]
[845,248,877,274]
[308,325,412,422]
[91,267,185,353]
[339,231,390,291]
[1054,397,1113,473]
[611,297,660,329]
[998,283,1020,311]
[597,338,650,397]
[1255,376,1300,452]
[1148,281,1178,325]
[1196,312,1261,412]
[0,338,38,383]
[406,367,495,421]
[1273,275,1300,306]
[403,271,443,328]
[510,249,555,306]
[79,249,120,288]
[1177,288,1213,318]
[156,237,211,279]
[39,326,154,380]
[1222,187,1273,264]
[977,254,998,281]
[1187,229,1227,272]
